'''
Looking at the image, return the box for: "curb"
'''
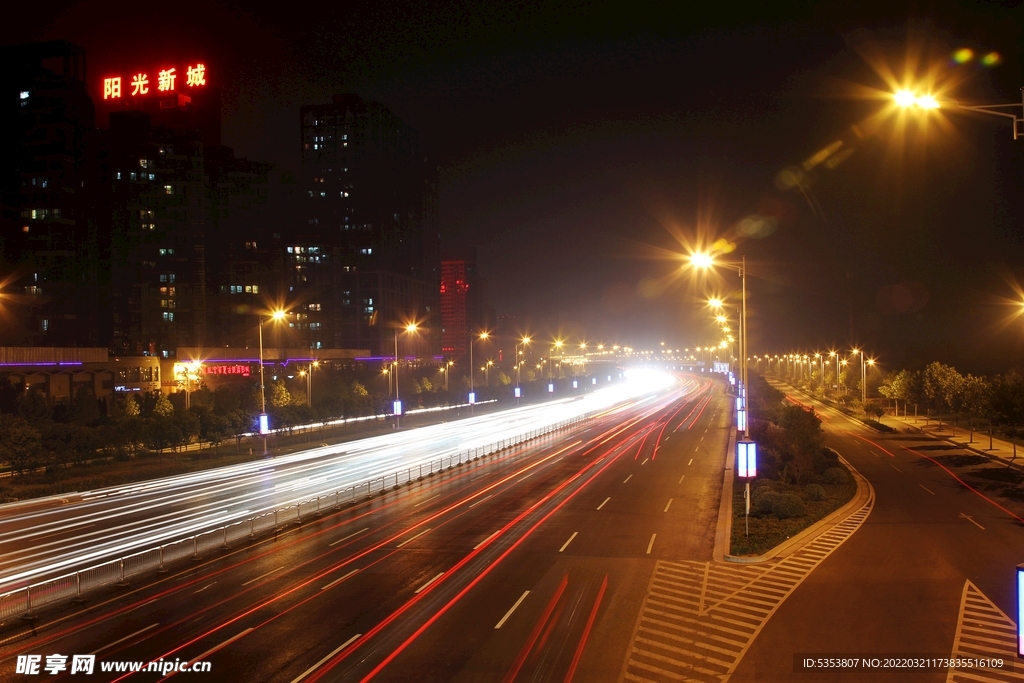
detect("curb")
[721,453,873,564]
[712,424,737,563]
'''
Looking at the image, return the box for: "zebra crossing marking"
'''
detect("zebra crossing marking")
[619,494,873,682]
[946,580,1024,683]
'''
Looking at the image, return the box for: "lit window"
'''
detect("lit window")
[19,91,29,100]
[41,319,49,331]
[360,248,372,255]
[116,172,122,180]
[164,185,173,195]
[163,312,175,322]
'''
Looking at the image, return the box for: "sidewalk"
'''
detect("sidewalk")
[877,411,1024,466]
[773,378,1024,469]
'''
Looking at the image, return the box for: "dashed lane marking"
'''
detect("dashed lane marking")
[946,580,1024,682]
[646,534,656,555]
[619,491,873,683]
[624,475,633,484]
[663,499,672,513]
[598,497,611,510]
[678,475,685,484]
[920,484,935,495]
[688,459,693,466]
[890,463,902,473]
[560,532,578,553]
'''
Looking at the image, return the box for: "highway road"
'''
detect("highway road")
[0,370,679,594]
[729,387,1024,683]
[0,373,733,682]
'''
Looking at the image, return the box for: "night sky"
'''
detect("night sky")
[6,1,1024,373]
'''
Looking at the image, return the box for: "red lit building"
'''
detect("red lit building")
[440,259,470,357]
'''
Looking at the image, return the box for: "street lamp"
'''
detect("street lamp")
[515,336,531,402]
[470,331,489,408]
[393,322,419,427]
[892,87,1024,140]
[258,309,288,454]
[485,359,493,387]
[698,251,749,438]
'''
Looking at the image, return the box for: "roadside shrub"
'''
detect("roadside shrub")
[804,484,826,501]
[822,467,848,485]
[772,493,806,519]
[752,489,780,517]
[752,478,777,492]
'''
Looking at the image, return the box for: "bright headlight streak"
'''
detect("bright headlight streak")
[1,510,240,588]
[0,369,683,589]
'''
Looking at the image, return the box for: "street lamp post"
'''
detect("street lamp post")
[515,336,531,403]
[470,331,489,410]
[258,310,287,455]
[893,87,1024,140]
[693,254,748,438]
[393,323,419,428]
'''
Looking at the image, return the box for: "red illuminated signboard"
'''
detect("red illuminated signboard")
[102,63,207,100]
[203,364,251,377]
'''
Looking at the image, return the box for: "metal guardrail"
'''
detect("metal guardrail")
[0,414,588,622]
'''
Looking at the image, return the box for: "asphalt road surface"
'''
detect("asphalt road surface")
[0,373,733,682]
[0,370,679,593]
[731,388,1024,683]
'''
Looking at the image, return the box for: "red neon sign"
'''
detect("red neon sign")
[103,63,207,100]
[202,364,251,377]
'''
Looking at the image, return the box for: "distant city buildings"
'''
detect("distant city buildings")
[1,41,447,373]
[440,250,491,362]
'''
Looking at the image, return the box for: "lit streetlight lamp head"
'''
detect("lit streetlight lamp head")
[690,252,714,269]
[708,297,724,309]
[271,310,287,321]
[405,323,419,333]
[479,331,489,340]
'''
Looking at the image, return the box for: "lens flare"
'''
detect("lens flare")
[981,52,1002,67]
[952,48,974,64]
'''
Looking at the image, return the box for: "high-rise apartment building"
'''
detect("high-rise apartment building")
[298,94,440,355]
[0,41,102,346]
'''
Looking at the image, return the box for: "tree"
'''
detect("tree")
[0,414,43,475]
[961,374,992,441]
[72,385,100,424]
[153,392,174,417]
[269,379,291,408]
[123,393,141,417]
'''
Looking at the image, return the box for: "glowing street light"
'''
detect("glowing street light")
[892,87,1024,139]
[469,331,489,408]
[393,322,420,427]
[258,308,290,453]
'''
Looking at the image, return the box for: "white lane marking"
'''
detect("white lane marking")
[641,458,649,465]
[688,459,693,466]
[700,436,704,441]
[241,566,285,587]
[415,572,444,594]
[889,463,902,473]
[90,623,159,655]
[559,532,578,552]
[869,451,879,457]
[695,446,699,451]
[519,470,537,482]
[474,529,501,550]
[663,499,673,512]
[959,513,985,530]
[414,494,440,507]
[623,475,632,484]
[495,590,531,629]
[187,628,254,671]
[329,527,370,547]
[290,633,362,683]
[194,582,216,594]
[646,533,657,555]
[397,528,431,548]
[919,484,935,495]
[597,497,611,510]
[678,474,686,484]
[321,568,359,591]
[468,494,493,509]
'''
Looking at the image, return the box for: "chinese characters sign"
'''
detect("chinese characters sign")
[103,63,207,100]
